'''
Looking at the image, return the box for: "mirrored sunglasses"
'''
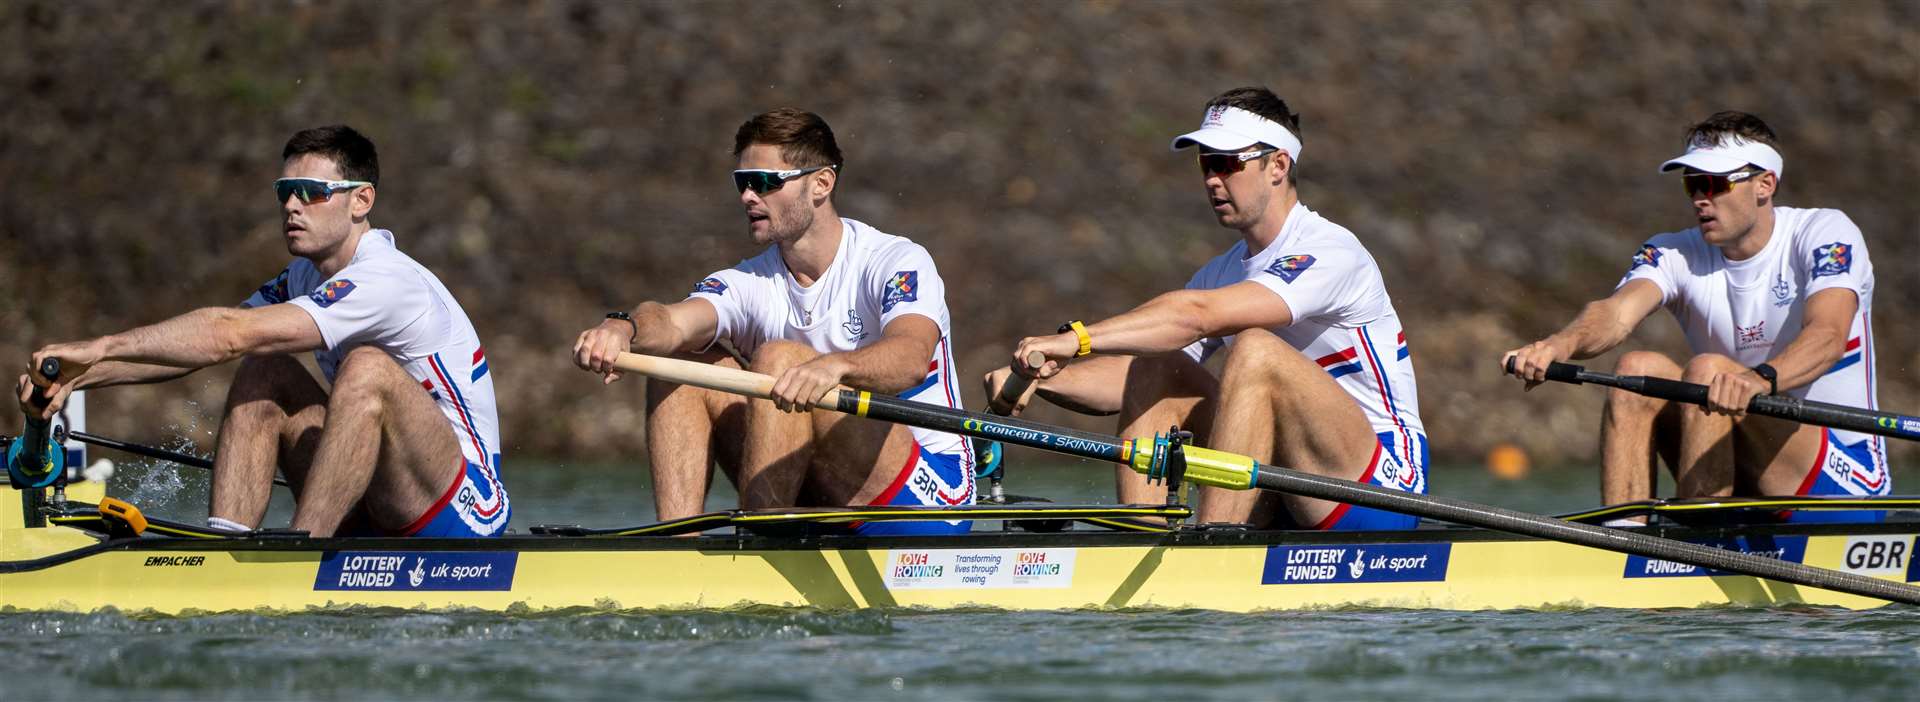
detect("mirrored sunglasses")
[1199,147,1280,177]
[274,177,372,204]
[1682,169,1765,200]
[732,165,837,194]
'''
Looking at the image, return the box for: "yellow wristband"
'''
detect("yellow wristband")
[1063,320,1093,357]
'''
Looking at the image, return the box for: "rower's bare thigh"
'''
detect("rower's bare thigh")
[228,354,330,484]
[331,347,465,516]
[1211,329,1377,525]
[1735,416,1824,495]
[648,349,751,483]
[1120,353,1220,442]
[803,409,916,505]
[1225,330,1377,474]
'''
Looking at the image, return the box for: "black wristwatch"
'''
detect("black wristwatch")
[606,311,639,345]
[1750,363,1778,395]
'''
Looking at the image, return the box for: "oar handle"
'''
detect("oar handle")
[27,358,60,410]
[1536,360,1920,442]
[611,352,840,409]
[989,351,1046,415]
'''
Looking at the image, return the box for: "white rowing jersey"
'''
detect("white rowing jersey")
[1618,206,1883,485]
[1182,202,1426,492]
[242,229,506,488]
[689,218,972,464]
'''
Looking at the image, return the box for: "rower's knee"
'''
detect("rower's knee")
[230,354,306,402]
[1613,350,1678,377]
[1219,328,1300,385]
[1681,353,1742,384]
[329,346,402,415]
[748,340,819,375]
[1607,351,1679,414]
[1121,355,1214,412]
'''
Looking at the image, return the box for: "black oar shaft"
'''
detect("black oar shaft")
[848,377,1920,605]
[1248,465,1920,605]
[63,431,289,488]
[842,390,1129,462]
[616,352,1920,605]
[1549,361,1920,442]
[68,431,212,470]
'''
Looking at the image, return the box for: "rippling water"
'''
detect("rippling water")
[7,457,1920,700]
[7,605,1919,700]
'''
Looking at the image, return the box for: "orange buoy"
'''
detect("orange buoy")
[1486,443,1531,480]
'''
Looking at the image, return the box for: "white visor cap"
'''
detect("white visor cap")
[1170,105,1303,163]
[1658,137,1784,178]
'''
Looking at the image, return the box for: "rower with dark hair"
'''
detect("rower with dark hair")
[572,108,974,533]
[986,87,1429,530]
[16,125,509,538]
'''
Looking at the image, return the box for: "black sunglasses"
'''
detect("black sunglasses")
[1199,147,1280,177]
[732,165,837,194]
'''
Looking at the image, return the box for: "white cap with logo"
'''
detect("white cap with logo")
[1658,136,1784,177]
[1170,105,1303,163]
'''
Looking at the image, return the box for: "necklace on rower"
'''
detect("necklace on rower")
[796,287,822,324]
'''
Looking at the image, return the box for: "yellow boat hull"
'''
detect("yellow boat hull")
[6,482,1915,614]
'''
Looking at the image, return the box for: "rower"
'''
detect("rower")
[987,87,1429,530]
[1503,111,1887,523]
[16,125,509,538]
[572,108,975,534]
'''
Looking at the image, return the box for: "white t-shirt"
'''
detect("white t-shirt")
[689,218,971,463]
[242,230,504,479]
[1182,202,1425,490]
[1617,206,1881,471]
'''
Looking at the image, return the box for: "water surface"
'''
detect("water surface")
[6,455,1917,700]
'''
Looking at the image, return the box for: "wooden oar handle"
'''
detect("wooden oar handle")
[989,351,1047,415]
[612,352,844,409]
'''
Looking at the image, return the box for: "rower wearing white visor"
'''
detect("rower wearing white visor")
[1505,111,1887,523]
[987,87,1428,530]
[572,108,974,535]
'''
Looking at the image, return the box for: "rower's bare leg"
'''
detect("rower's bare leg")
[1115,354,1218,505]
[1736,417,1825,496]
[1600,351,1683,507]
[644,349,749,521]
[1672,353,1746,498]
[736,341,825,510]
[293,346,464,537]
[210,354,327,528]
[802,412,916,506]
[1200,329,1378,528]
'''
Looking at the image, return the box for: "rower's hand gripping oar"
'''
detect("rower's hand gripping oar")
[1511,357,1920,442]
[973,351,1045,504]
[8,359,66,489]
[616,351,1920,606]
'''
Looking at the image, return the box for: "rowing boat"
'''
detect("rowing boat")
[6,477,1920,614]
[8,354,1920,614]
